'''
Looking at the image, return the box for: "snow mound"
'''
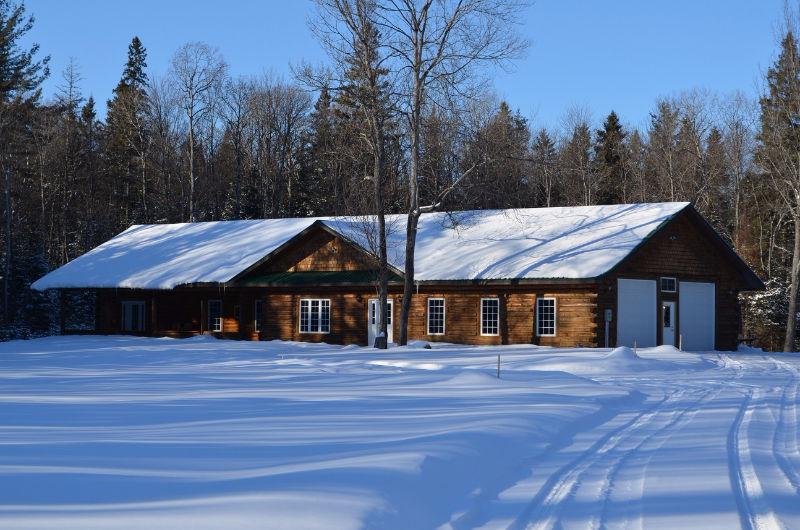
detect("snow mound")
[604,346,640,362]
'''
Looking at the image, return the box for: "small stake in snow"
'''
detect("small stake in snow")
[633,339,637,356]
[497,354,500,379]
[679,334,683,351]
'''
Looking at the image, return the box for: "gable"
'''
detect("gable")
[238,224,381,278]
[609,207,763,290]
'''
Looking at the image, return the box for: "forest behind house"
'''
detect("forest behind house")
[1,0,798,350]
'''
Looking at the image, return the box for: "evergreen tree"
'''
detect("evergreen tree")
[123,36,148,89]
[304,87,337,214]
[594,111,626,204]
[0,0,49,327]
[105,36,150,226]
[561,119,595,206]
[461,101,530,209]
[699,126,729,233]
[647,100,681,201]
[531,128,558,207]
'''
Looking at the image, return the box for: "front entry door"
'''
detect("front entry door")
[662,300,676,346]
[368,299,393,345]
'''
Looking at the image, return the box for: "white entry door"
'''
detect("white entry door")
[662,300,676,346]
[368,299,393,345]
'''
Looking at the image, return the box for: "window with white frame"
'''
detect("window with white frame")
[121,301,145,332]
[481,298,500,336]
[660,277,677,293]
[254,300,264,332]
[300,299,331,333]
[427,298,445,335]
[536,297,556,336]
[208,300,222,332]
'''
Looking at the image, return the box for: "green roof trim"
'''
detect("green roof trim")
[234,270,402,286]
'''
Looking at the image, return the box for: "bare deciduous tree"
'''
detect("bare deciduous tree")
[169,42,227,222]
[373,0,530,344]
[304,0,395,347]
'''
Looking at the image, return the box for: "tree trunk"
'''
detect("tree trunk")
[783,213,800,352]
[398,77,423,346]
[188,109,195,222]
[3,165,11,325]
[374,140,389,349]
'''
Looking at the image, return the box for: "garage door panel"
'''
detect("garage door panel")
[617,279,657,347]
[679,281,715,351]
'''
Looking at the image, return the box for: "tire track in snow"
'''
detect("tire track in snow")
[594,386,719,530]
[507,391,685,530]
[770,357,800,493]
[727,388,784,530]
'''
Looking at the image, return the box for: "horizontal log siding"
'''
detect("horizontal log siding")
[94,286,599,347]
[406,289,598,347]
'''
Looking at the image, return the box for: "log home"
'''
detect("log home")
[32,202,763,351]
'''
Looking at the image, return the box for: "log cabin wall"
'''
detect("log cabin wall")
[94,284,600,347]
[250,228,377,274]
[599,210,745,350]
[404,287,598,347]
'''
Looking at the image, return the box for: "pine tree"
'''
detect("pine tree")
[105,36,150,226]
[561,119,595,206]
[531,129,558,207]
[123,36,148,89]
[0,0,49,327]
[594,111,626,204]
[304,87,337,214]
[461,101,531,208]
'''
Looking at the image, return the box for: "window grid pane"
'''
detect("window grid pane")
[320,300,331,333]
[300,299,331,333]
[428,298,445,335]
[254,300,263,332]
[310,300,320,331]
[481,298,499,335]
[300,300,310,333]
[208,300,222,332]
[661,277,676,292]
[537,298,556,336]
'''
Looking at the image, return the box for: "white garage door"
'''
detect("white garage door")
[679,281,715,351]
[617,279,657,347]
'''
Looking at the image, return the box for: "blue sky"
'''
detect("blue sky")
[24,0,783,130]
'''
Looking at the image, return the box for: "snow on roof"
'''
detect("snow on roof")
[32,202,689,290]
[324,202,690,281]
[31,217,321,290]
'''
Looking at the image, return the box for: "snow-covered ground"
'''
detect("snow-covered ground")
[0,336,797,529]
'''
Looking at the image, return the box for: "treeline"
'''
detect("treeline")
[0,1,795,349]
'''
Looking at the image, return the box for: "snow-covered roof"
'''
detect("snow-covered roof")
[32,202,690,290]
[32,218,321,290]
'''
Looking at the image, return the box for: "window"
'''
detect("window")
[427,298,445,335]
[536,297,556,336]
[254,300,264,333]
[660,277,677,293]
[300,299,331,333]
[481,298,500,336]
[121,301,145,332]
[208,300,222,332]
